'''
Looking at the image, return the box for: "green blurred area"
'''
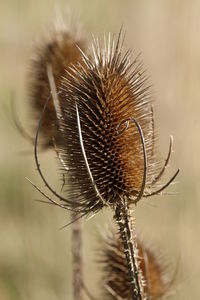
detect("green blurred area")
[0,0,199,299]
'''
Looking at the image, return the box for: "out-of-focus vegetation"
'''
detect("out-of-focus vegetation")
[0,1,199,299]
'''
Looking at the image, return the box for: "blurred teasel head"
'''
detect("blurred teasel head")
[28,20,87,148]
[100,231,170,300]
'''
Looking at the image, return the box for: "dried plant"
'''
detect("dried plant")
[26,18,179,299]
[43,30,178,299]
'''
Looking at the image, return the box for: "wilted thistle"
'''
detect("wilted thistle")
[29,25,179,299]
[100,230,170,300]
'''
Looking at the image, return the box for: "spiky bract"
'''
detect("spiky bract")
[56,33,157,213]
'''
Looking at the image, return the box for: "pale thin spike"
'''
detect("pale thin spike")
[94,36,101,62]
[108,34,115,67]
[59,211,88,230]
[103,32,107,66]
[52,138,69,172]
[91,40,99,66]
[25,177,71,210]
[76,45,91,67]
[107,32,111,65]
[144,169,180,198]
[151,135,173,186]
[46,63,62,120]
[105,284,124,300]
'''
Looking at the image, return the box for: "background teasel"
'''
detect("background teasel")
[28,19,88,149]
[27,20,89,300]
[100,230,171,300]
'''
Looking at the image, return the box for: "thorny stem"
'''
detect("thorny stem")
[72,211,84,300]
[114,202,143,300]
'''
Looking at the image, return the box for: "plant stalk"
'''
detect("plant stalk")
[72,211,83,300]
[115,203,142,300]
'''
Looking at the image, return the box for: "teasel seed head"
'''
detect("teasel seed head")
[28,21,87,148]
[55,31,158,213]
[27,26,179,300]
[100,231,169,300]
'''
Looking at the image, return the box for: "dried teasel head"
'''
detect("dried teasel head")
[52,30,179,213]
[56,31,154,213]
[29,28,179,300]
[100,231,170,300]
[28,20,87,148]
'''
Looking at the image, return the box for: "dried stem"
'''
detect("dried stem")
[114,202,143,300]
[71,211,84,300]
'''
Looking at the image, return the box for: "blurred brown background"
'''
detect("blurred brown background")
[0,0,199,299]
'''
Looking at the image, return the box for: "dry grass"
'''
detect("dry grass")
[0,1,199,299]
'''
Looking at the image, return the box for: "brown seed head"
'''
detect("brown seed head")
[56,32,157,213]
[100,231,169,299]
[28,23,87,148]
